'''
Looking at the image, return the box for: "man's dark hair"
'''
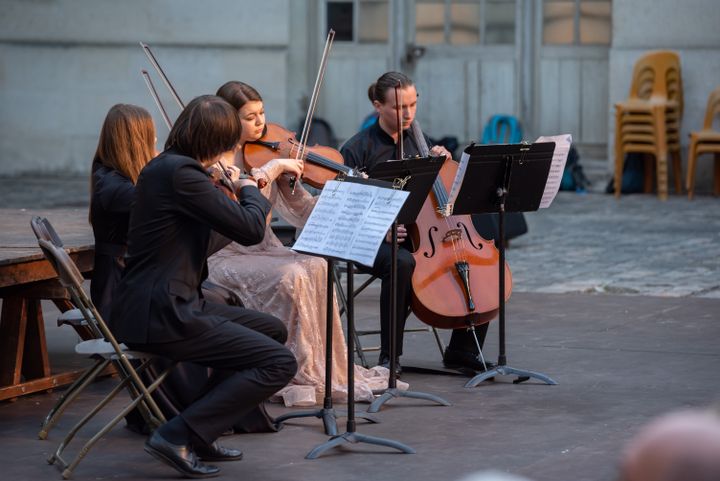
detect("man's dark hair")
[165,95,241,162]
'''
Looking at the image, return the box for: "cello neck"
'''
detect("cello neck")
[431,176,451,213]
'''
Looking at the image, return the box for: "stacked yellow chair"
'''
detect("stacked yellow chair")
[686,86,720,200]
[614,51,684,200]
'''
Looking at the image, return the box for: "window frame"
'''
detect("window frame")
[325,0,390,45]
[541,0,612,46]
[413,0,517,46]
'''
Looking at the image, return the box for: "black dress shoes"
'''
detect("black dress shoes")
[144,431,220,478]
[378,355,402,377]
[443,348,496,372]
[195,442,243,462]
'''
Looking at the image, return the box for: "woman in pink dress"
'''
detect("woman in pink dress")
[208,81,394,404]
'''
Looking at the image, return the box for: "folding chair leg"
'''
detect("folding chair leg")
[49,371,133,467]
[57,364,174,479]
[38,358,110,440]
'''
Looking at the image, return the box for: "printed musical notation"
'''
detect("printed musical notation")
[536,133,572,208]
[292,180,409,266]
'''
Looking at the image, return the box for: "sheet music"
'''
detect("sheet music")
[536,134,572,208]
[292,180,409,267]
[445,149,470,216]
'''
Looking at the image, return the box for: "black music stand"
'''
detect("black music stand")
[450,143,558,388]
[273,258,379,436]
[295,176,414,458]
[366,156,451,413]
[306,261,415,458]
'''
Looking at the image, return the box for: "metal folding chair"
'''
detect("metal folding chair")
[332,263,445,368]
[34,235,176,479]
[30,217,99,440]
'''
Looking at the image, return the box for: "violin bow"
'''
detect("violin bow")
[139,42,239,184]
[139,42,185,109]
[290,28,336,193]
[394,82,404,161]
[141,69,173,131]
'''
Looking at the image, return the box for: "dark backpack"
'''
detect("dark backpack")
[605,153,644,194]
[560,145,591,192]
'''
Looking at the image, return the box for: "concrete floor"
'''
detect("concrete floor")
[1,291,718,481]
[1,182,719,481]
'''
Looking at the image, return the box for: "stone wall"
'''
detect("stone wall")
[0,0,296,175]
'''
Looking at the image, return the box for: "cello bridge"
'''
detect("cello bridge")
[443,228,463,243]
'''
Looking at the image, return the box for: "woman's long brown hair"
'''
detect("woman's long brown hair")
[94,104,156,184]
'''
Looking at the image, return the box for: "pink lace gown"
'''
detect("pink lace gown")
[207,162,393,404]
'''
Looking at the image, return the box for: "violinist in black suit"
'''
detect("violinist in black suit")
[109,95,297,478]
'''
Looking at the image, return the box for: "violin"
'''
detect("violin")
[208,167,240,202]
[243,122,354,189]
[208,163,267,202]
[242,30,349,190]
[140,56,266,193]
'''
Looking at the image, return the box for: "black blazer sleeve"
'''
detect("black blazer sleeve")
[97,171,135,213]
[207,231,232,256]
[172,163,271,246]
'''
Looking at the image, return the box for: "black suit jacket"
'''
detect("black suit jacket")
[109,150,272,344]
[89,160,135,321]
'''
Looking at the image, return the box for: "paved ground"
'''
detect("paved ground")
[0,174,719,481]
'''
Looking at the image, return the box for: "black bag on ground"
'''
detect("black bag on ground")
[605,153,645,194]
[560,145,591,192]
[472,212,528,246]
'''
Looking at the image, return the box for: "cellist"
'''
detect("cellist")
[340,71,494,374]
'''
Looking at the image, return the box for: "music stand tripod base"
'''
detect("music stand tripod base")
[465,365,557,388]
[273,257,377,436]
[274,407,378,437]
[306,431,416,459]
[368,386,450,413]
[451,142,559,391]
[307,261,415,459]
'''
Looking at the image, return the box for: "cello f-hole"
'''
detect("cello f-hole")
[423,226,439,258]
[458,222,483,251]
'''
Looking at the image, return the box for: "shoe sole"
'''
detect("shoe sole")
[144,444,220,479]
[198,452,243,462]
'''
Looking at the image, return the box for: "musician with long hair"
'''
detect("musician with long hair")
[89,104,155,321]
[340,71,494,373]
[109,95,297,478]
[206,81,394,404]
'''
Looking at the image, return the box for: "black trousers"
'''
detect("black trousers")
[128,302,297,445]
[356,243,489,360]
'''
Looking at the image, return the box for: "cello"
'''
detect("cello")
[407,123,512,330]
